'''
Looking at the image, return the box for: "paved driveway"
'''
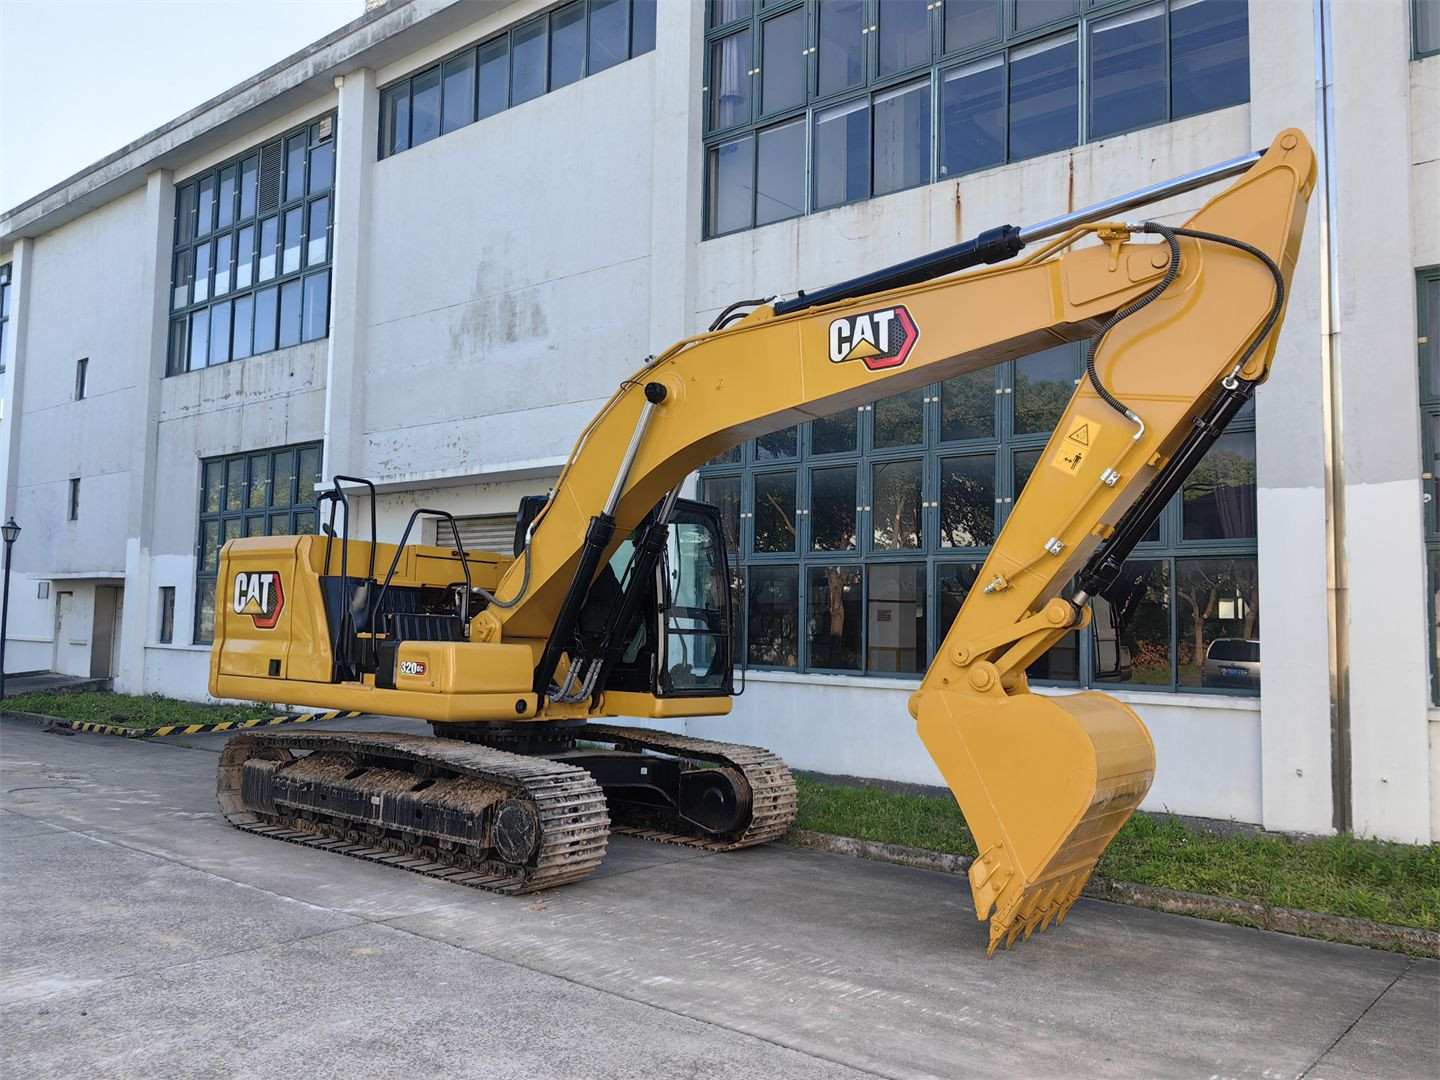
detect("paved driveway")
[1,717,1435,1079]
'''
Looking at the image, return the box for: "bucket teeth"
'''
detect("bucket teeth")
[982,868,1096,957]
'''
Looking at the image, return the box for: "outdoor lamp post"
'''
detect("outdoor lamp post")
[1,517,19,701]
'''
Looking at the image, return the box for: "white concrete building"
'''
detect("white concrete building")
[1,0,1437,842]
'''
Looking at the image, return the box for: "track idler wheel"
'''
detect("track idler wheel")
[677,767,749,834]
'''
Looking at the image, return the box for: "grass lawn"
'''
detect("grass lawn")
[794,775,1440,932]
[0,691,272,730]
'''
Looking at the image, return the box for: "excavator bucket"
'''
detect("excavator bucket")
[915,689,1154,956]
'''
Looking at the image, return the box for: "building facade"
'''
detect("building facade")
[1,0,1437,842]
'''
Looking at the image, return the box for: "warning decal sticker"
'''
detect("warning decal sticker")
[1051,419,1100,476]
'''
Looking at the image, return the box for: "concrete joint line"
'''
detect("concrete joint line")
[786,830,1440,958]
[1296,959,1417,1079]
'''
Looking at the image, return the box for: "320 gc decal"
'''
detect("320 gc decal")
[827,305,919,371]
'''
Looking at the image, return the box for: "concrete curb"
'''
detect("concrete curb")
[785,828,1440,958]
[1,708,362,739]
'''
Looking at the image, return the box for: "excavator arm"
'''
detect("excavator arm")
[211,130,1314,953]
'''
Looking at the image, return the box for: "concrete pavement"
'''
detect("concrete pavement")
[1,716,1436,1080]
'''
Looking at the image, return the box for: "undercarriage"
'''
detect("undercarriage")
[217,722,798,892]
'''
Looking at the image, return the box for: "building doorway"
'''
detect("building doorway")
[92,586,122,679]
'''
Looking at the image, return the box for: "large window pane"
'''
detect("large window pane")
[811,408,858,454]
[813,98,869,210]
[940,368,995,441]
[478,38,510,117]
[239,155,258,219]
[1171,0,1249,120]
[711,30,752,129]
[306,197,330,266]
[818,0,866,96]
[874,388,924,448]
[176,182,197,244]
[235,225,254,291]
[811,465,858,551]
[232,294,254,361]
[214,232,232,296]
[167,318,188,375]
[872,458,922,550]
[253,286,278,354]
[944,0,1000,53]
[761,9,806,115]
[284,134,306,202]
[939,454,996,548]
[512,17,548,105]
[411,67,442,146]
[940,55,1005,176]
[188,309,210,370]
[278,279,302,349]
[589,0,629,74]
[308,135,334,193]
[1014,0,1075,32]
[879,0,932,76]
[756,119,806,225]
[442,50,477,133]
[302,270,330,343]
[172,250,192,309]
[1008,32,1077,161]
[1014,342,1078,434]
[272,450,296,509]
[217,165,236,230]
[754,470,797,552]
[382,84,411,156]
[193,242,211,303]
[196,175,215,237]
[209,302,231,366]
[257,216,278,282]
[756,425,798,460]
[748,566,799,666]
[631,0,656,55]
[711,0,753,28]
[550,2,586,90]
[937,561,984,632]
[701,474,742,551]
[1178,556,1259,690]
[873,77,931,196]
[1419,0,1440,55]
[709,135,755,235]
[282,206,303,275]
[1182,430,1256,539]
[867,563,926,672]
[809,565,863,670]
[1089,4,1165,140]
[1093,559,1170,686]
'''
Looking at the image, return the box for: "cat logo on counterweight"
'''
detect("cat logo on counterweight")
[233,571,285,630]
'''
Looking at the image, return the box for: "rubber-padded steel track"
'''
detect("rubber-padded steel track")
[581,724,797,850]
[217,730,609,893]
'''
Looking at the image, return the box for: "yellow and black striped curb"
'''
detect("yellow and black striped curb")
[1,708,362,739]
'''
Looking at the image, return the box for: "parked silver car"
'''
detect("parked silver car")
[1201,638,1260,690]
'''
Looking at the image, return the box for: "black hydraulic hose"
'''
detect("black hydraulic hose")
[709,298,769,332]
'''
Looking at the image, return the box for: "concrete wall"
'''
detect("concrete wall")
[1,0,1436,841]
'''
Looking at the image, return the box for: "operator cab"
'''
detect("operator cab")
[570,498,734,700]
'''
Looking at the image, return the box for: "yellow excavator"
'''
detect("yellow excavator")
[211,130,1314,955]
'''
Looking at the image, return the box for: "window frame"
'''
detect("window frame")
[1413,0,1440,58]
[192,441,324,645]
[168,116,335,376]
[1418,267,1440,703]
[699,340,1260,693]
[0,262,11,375]
[703,0,1251,238]
[376,0,658,161]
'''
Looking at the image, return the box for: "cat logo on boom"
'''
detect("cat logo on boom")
[827,305,919,371]
[232,571,285,630]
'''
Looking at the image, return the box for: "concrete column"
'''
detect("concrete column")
[115,169,176,694]
[323,68,378,481]
[647,0,705,348]
[0,236,35,520]
[1246,0,1333,834]
[1328,0,1431,842]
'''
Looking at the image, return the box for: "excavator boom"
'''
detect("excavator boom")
[212,130,1315,954]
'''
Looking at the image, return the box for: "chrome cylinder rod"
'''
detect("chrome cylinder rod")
[1016,150,1263,244]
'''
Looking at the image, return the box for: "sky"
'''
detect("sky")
[0,0,360,211]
